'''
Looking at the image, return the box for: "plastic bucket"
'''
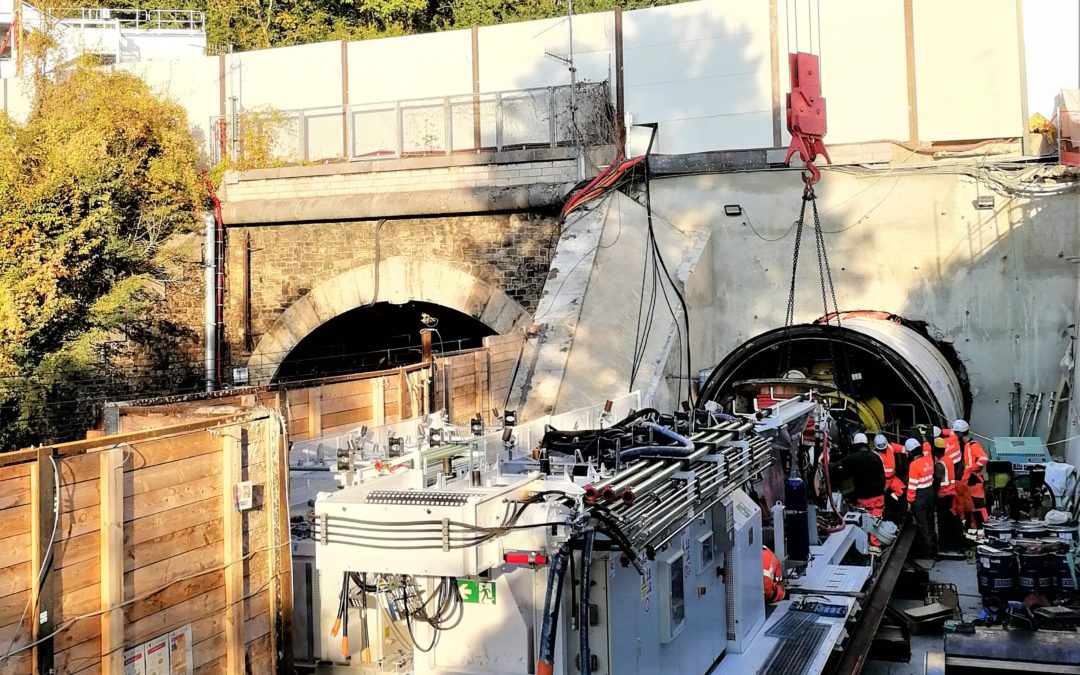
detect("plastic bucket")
[977,545,1015,598]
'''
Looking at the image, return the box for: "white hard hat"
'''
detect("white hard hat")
[932,426,942,438]
[873,434,888,450]
[904,438,921,452]
[852,432,868,446]
[953,419,969,433]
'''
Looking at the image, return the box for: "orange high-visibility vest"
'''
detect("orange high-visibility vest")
[907,454,935,504]
[762,546,785,603]
[961,439,988,499]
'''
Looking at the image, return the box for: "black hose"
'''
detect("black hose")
[579,530,596,675]
[538,541,571,674]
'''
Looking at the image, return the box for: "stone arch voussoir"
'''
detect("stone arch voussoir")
[247,256,530,384]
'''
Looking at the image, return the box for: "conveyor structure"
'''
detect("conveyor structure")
[307,393,885,675]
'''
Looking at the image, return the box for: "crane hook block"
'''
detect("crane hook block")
[784,52,831,185]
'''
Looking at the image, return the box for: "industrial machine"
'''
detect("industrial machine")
[302,393,886,675]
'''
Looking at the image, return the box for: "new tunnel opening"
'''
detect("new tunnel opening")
[698,312,972,446]
[272,300,497,384]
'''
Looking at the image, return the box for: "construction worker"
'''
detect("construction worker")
[929,435,965,552]
[954,419,989,533]
[762,546,785,602]
[874,434,906,522]
[832,433,886,548]
[906,437,937,558]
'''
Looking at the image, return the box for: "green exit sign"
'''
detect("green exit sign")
[457,579,496,605]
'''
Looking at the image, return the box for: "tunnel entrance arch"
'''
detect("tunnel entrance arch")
[247,257,531,384]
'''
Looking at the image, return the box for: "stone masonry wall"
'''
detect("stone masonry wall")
[222,213,558,369]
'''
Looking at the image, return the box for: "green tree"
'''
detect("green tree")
[0,61,204,450]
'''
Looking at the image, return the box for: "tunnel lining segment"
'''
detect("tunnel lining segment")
[700,317,967,427]
[247,257,531,384]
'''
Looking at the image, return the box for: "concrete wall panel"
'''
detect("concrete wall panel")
[234,41,343,110]
[649,171,1079,443]
[348,30,472,103]
[1022,0,1080,120]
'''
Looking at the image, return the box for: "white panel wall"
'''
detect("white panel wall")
[810,0,908,145]
[1022,0,1080,119]
[623,0,773,154]
[349,30,472,103]
[477,11,613,92]
[913,0,1023,140]
[117,56,221,162]
[234,41,343,110]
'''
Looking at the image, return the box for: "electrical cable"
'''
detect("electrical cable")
[578,529,596,675]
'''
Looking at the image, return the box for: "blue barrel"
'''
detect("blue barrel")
[984,518,1014,543]
[1052,552,1077,594]
[1017,550,1054,595]
[977,545,1015,599]
[1047,523,1079,543]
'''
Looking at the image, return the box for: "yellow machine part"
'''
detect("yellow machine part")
[822,392,886,433]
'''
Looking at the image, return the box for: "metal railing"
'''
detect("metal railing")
[210,80,613,166]
[57,8,206,31]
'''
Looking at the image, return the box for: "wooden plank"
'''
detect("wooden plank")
[99,448,123,675]
[0,589,28,624]
[53,582,100,624]
[0,478,30,510]
[27,413,263,459]
[126,544,224,600]
[0,505,31,539]
[307,388,322,439]
[126,519,223,574]
[0,464,30,483]
[193,633,226,670]
[0,533,30,570]
[243,611,270,645]
[53,532,98,570]
[372,380,385,426]
[58,430,220,484]
[321,407,374,430]
[267,414,291,669]
[50,614,98,654]
[193,656,226,675]
[0,654,32,675]
[124,570,223,625]
[124,498,218,548]
[319,392,374,416]
[319,379,372,401]
[56,555,99,595]
[222,431,245,673]
[245,634,273,675]
[59,504,101,542]
[123,473,222,523]
[125,453,223,496]
[53,634,99,674]
[126,582,224,645]
[30,450,54,675]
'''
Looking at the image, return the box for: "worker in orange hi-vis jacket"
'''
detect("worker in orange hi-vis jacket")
[906,437,937,558]
[873,434,906,522]
[929,435,965,552]
[953,419,989,534]
[762,546,785,603]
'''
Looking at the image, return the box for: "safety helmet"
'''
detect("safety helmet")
[932,426,942,438]
[873,434,888,451]
[953,419,970,433]
[904,438,920,453]
[852,432,868,446]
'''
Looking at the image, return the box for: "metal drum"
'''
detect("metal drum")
[1014,520,1049,541]
[977,545,1016,598]
[984,518,1014,543]
[1017,549,1054,595]
[1047,523,1080,543]
[1052,551,1077,594]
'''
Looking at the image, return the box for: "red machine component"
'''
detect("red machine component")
[504,552,549,566]
[784,52,831,185]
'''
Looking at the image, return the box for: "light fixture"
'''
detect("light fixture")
[724,204,743,217]
[975,195,994,210]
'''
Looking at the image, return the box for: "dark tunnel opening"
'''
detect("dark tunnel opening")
[273,301,497,383]
[698,316,972,445]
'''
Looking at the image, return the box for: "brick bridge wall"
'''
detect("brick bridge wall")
[221,213,558,377]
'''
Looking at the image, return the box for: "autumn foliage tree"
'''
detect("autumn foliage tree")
[0,61,204,449]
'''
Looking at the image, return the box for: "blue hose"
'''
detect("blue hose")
[618,422,696,462]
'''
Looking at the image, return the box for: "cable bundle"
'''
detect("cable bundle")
[559,153,646,225]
